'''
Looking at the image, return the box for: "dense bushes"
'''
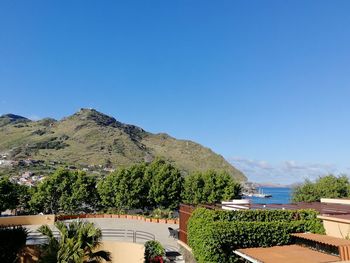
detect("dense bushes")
[182,170,241,205]
[188,208,324,263]
[0,177,23,213]
[0,225,28,263]
[98,158,184,210]
[2,158,243,214]
[292,174,350,202]
[29,169,100,214]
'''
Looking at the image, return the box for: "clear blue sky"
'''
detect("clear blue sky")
[0,1,349,183]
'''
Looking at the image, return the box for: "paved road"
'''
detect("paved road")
[25,218,180,252]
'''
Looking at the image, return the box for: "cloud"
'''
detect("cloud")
[229,157,341,185]
[28,115,41,121]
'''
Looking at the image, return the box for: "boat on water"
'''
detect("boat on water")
[243,188,272,198]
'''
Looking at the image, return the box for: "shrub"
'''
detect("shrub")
[188,208,324,263]
[182,170,241,205]
[144,240,165,263]
[151,208,174,219]
[292,175,350,202]
[0,225,28,263]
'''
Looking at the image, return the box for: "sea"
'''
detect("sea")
[243,187,292,204]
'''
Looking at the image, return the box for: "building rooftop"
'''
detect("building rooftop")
[235,245,340,263]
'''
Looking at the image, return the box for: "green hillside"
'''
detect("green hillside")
[0,108,246,181]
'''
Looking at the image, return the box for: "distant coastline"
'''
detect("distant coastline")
[254,182,294,188]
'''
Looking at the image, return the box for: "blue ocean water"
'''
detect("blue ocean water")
[243,187,292,204]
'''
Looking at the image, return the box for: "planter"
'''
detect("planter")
[96,214,104,218]
[137,215,144,221]
[158,219,167,224]
[145,218,152,223]
[166,219,175,224]
[126,215,133,220]
[112,214,118,218]
[119,214,127,219]
[104,214,112,218]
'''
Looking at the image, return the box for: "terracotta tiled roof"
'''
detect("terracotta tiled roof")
[236,245,340,263]
[291,233,350,246]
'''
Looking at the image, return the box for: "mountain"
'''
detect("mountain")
[0,108,246,181]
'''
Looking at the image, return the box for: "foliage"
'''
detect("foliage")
[188,207,324,263]
[38,220,111,263]
[182,170,242,205]
[151,208,174,219]
[98,159,183,211]
[0,176,19,212]
[146,159,184,209]
[30,169,100,214]
[0,225,28,263]
[292,174,350,202]
[188,207,321,222]
[144,240,165,263]
[97,162,148,210]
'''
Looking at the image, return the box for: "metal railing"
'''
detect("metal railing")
[27,228,155,245]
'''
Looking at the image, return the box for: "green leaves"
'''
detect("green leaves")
[30,169,99,214]
[38,221,111,263]
[147,159,183,209]
[188,208,325,263]
[144,240,165,263]
[0,176,21,212]
[292,174,350,202]
[182,170,242,205]
[97,158,184,211]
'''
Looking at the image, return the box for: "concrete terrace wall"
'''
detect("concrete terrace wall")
[0,215,55,226]
[101,241,145,263]
[57,214,178,224]
[318,215,350,239]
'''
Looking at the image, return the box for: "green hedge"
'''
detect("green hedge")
[0,225,28,263]
[191,207,321,222]
[188,208,325,263]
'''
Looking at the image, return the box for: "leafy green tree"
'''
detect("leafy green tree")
[30,169,99,214]
[292,174,350,202]
[38,220,111,263]
[98,159,183,210]
[16,184,33,213]
[0,177,19,213]
[97,163,148,210]
[146,159,184,210]
[182,170,242,205]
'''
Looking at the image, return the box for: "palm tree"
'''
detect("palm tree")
[38,220,111,263]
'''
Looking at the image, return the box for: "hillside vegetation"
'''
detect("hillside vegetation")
[0,108,245,180]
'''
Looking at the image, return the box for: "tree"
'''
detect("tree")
[0,177,19,213]
[30,169,99,214]
[38,221,111,263]
[16,184,33,214]
[98,159,183,211]
[182,170,242,205]
[292,174,350,202]
[97,163,149,211]
[146,159,184,210]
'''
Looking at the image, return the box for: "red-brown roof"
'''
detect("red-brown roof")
[236,245,340,263]
[291,233,350,246]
